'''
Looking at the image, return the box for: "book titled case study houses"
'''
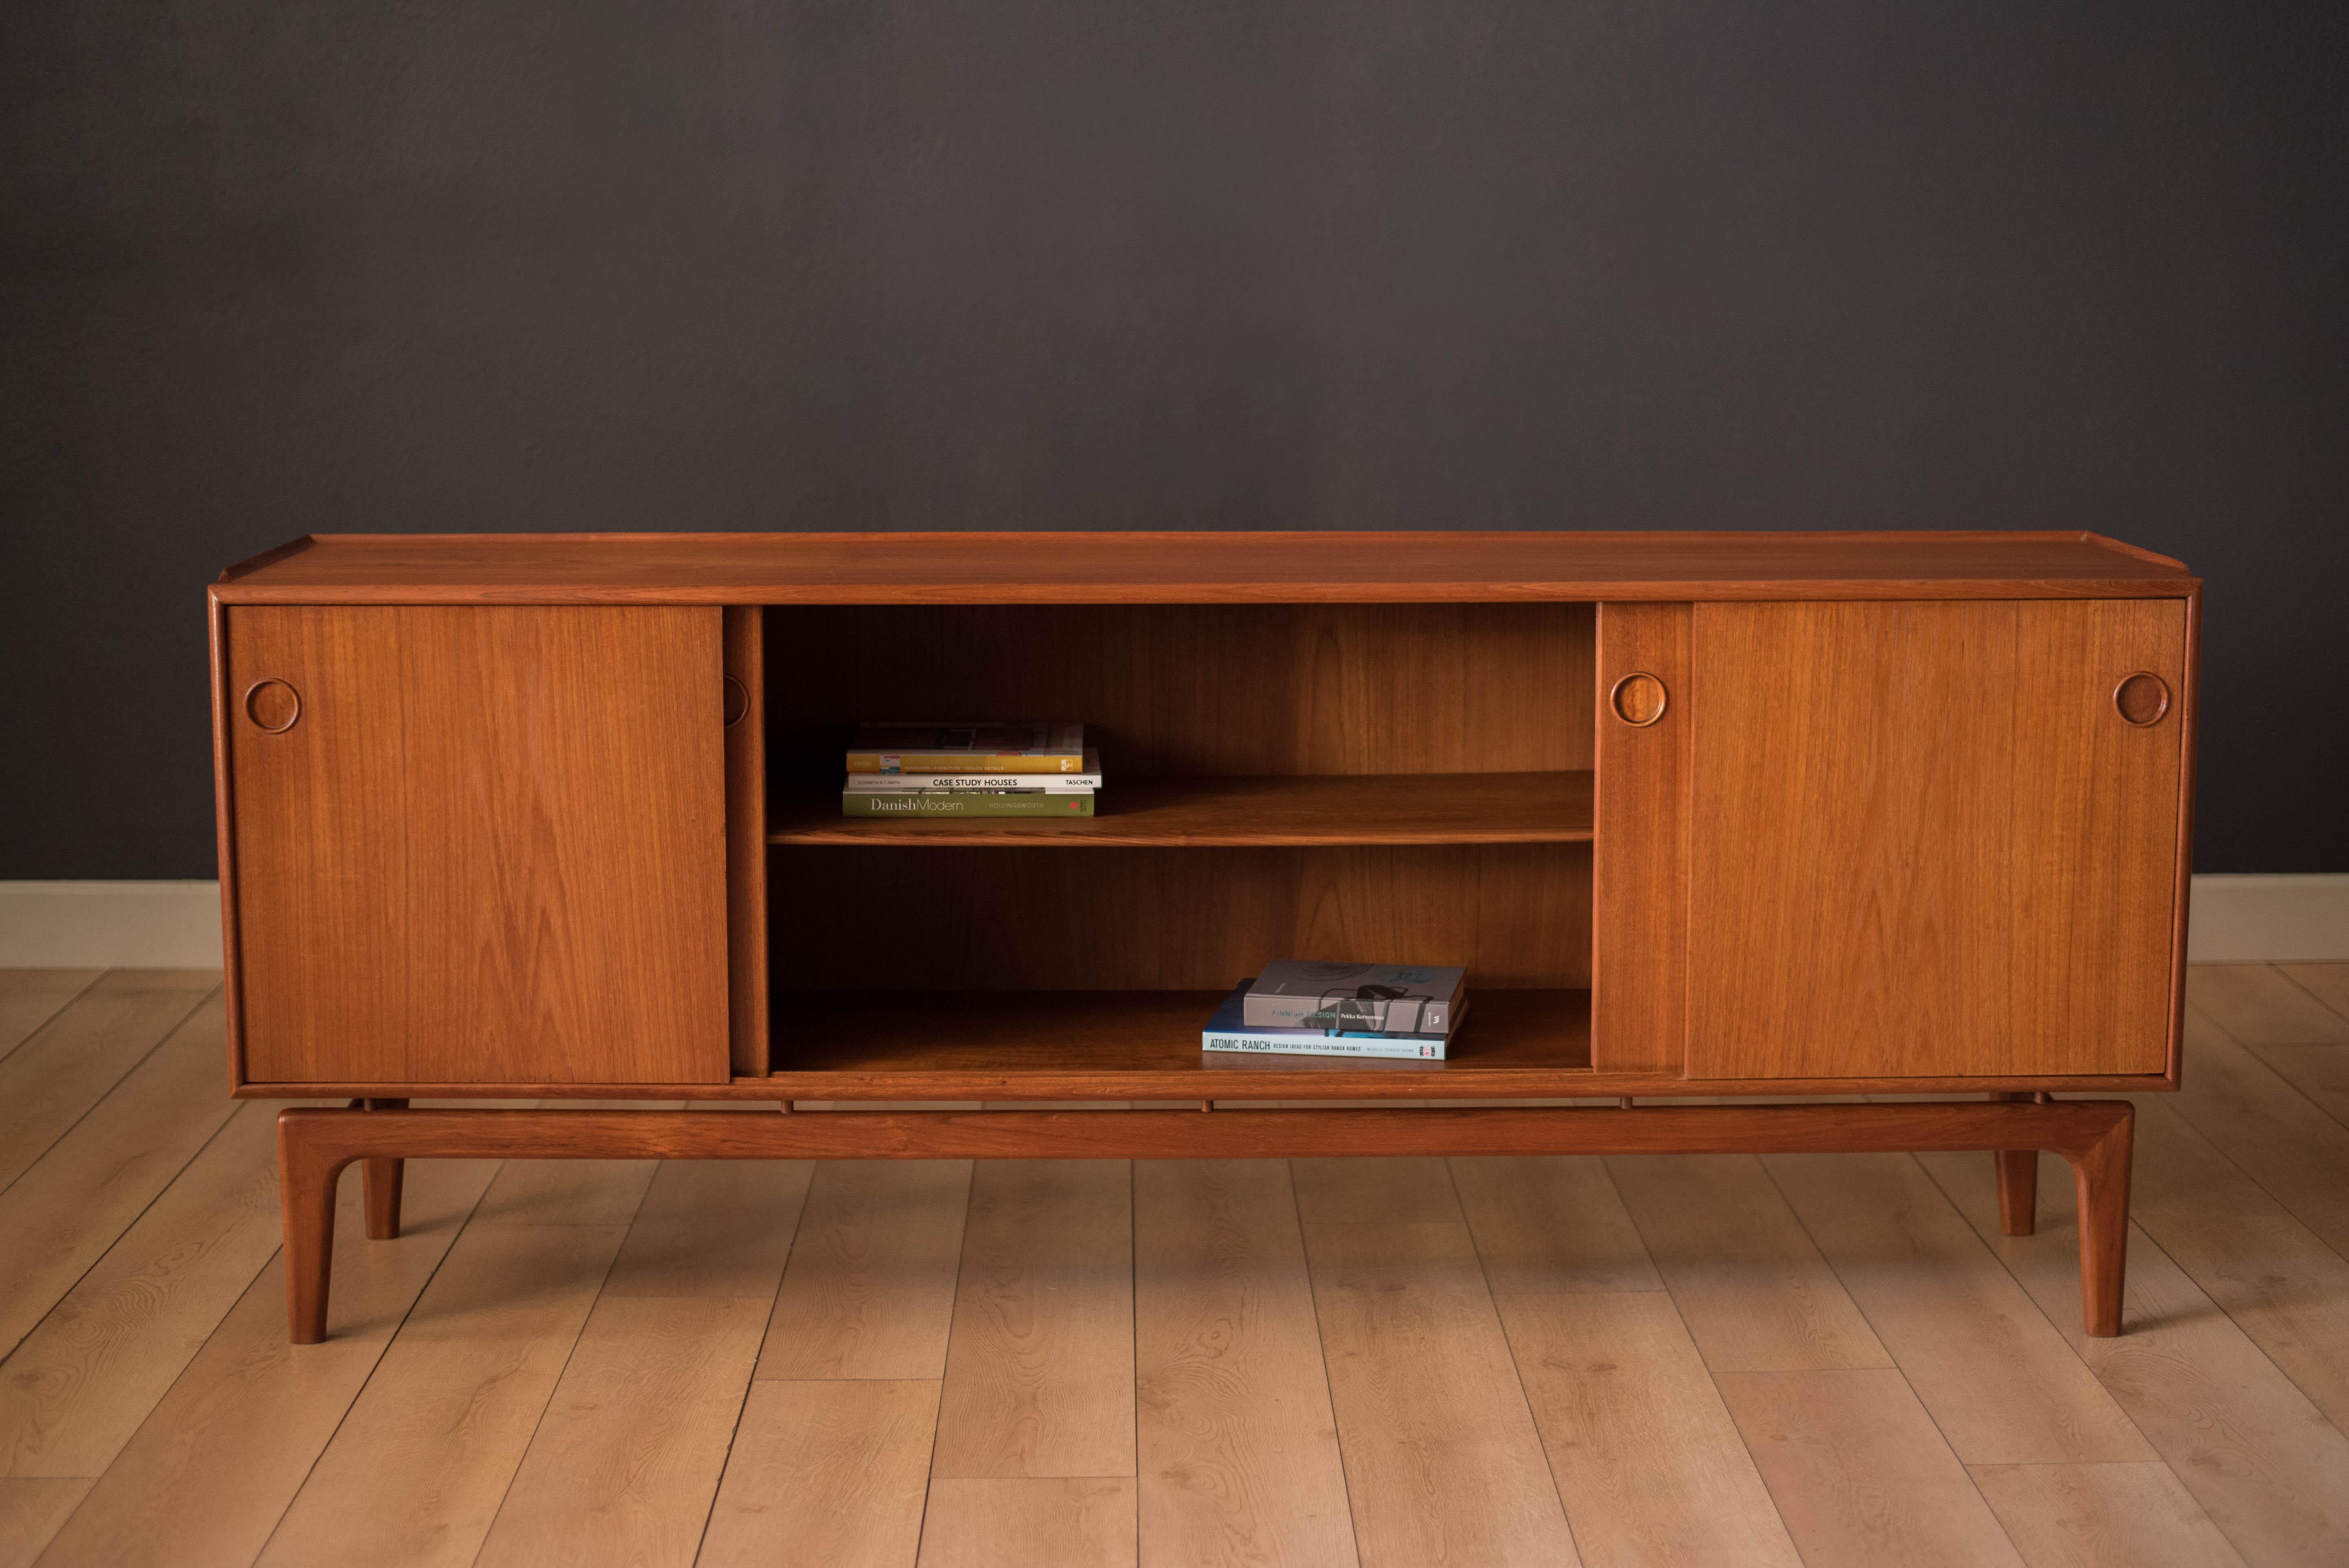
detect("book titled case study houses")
[208,531,2196,1343]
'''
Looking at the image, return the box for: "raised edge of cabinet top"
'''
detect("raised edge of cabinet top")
[213,530,2196,604]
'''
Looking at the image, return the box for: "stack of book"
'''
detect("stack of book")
[842,722,1100,818]
[1202,961,1467,1060]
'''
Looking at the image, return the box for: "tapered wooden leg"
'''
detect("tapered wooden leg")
[1995,1149,2039,1236]
[359,1098,408,1240]
[1989,1094,2039,1237]
[2066,1103,2134,1338]
[279,1110,356,1346]
[361,1159,404,1240]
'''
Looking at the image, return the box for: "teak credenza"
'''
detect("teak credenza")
[208,531,2198,1342]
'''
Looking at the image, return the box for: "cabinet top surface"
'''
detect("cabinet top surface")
[215,530,2195,604]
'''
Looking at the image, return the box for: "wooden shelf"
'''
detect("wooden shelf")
[767,770,1593,847]
[766,988,1592,1099]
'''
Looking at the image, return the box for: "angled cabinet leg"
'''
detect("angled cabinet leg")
[267,1097,2144,1344]
[279,1110,359,1345]
[360,1098,409,1240]
[2064,1103,2135,1338]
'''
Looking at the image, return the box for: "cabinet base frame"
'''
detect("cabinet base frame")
[279,1097,2134,1343]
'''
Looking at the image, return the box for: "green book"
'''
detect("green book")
[843,791,1096,819]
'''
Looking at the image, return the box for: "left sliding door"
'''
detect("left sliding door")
[222,605,732,1085]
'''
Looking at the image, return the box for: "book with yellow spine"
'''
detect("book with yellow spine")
[846,722,1086,774]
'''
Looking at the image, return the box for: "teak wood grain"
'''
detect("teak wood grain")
[723,606,768,1077]
[206,530,2197,1360]
[765,988,1592,1099]
[223,605,732,1084]
[213,530,2195,603]
[767,601,1594,779]
[771,769,1593,846]
[1592,601,1690,1073]
[1687,598,2188,1079]
[770,843,1592,993]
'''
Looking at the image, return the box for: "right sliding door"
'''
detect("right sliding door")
[1685,598,2188,1079]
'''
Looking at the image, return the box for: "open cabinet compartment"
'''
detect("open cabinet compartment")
[750,601,1601,1099]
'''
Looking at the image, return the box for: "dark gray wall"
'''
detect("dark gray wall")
[4,1,2343,877]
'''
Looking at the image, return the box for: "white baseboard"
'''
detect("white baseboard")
[0,881,227,968]
[2,873,2345,969]
[2184,874,2349,962]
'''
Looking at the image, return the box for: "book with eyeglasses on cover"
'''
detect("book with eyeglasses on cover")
[1202,966,1469,1061]
[1240,960,1465,1034]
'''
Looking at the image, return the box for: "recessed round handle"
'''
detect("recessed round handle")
[1610,672,1669,727]
[722,675,749,728]
[243,679,301,733]
[2113,672,2170,727]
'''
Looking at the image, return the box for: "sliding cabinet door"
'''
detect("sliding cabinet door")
[1681,598,2188,1079]
[225,605,732,1084]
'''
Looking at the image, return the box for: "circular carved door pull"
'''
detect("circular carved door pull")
[1610,672,1669,727]
[244,679,301,733]
[2113,672,2170,727]
[722,675,750,728]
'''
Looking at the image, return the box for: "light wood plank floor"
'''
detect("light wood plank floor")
[4,964,2349,1566]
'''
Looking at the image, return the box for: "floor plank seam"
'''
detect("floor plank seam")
[2131,1079,2349,1283]
[2123,1204,2349,1426]
[2271,963,2349,1027]
[1448,1154,1590,1567]
[2177,999,2349,1231]
[1288,1158,1372,1568]
[686,1159,816,1568]
[1598,1152,1808,1562]
[2260,1057,2349,1138]
[1752,1149,2045,1565]
[0,1091,263,1369]
[0,981,218,1204]
[244,1154,510,1568]
[461,1159,660,1568]
[905,1162,978,1568]
[0,969,105,1066]
[1909,1149,2340,1568]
